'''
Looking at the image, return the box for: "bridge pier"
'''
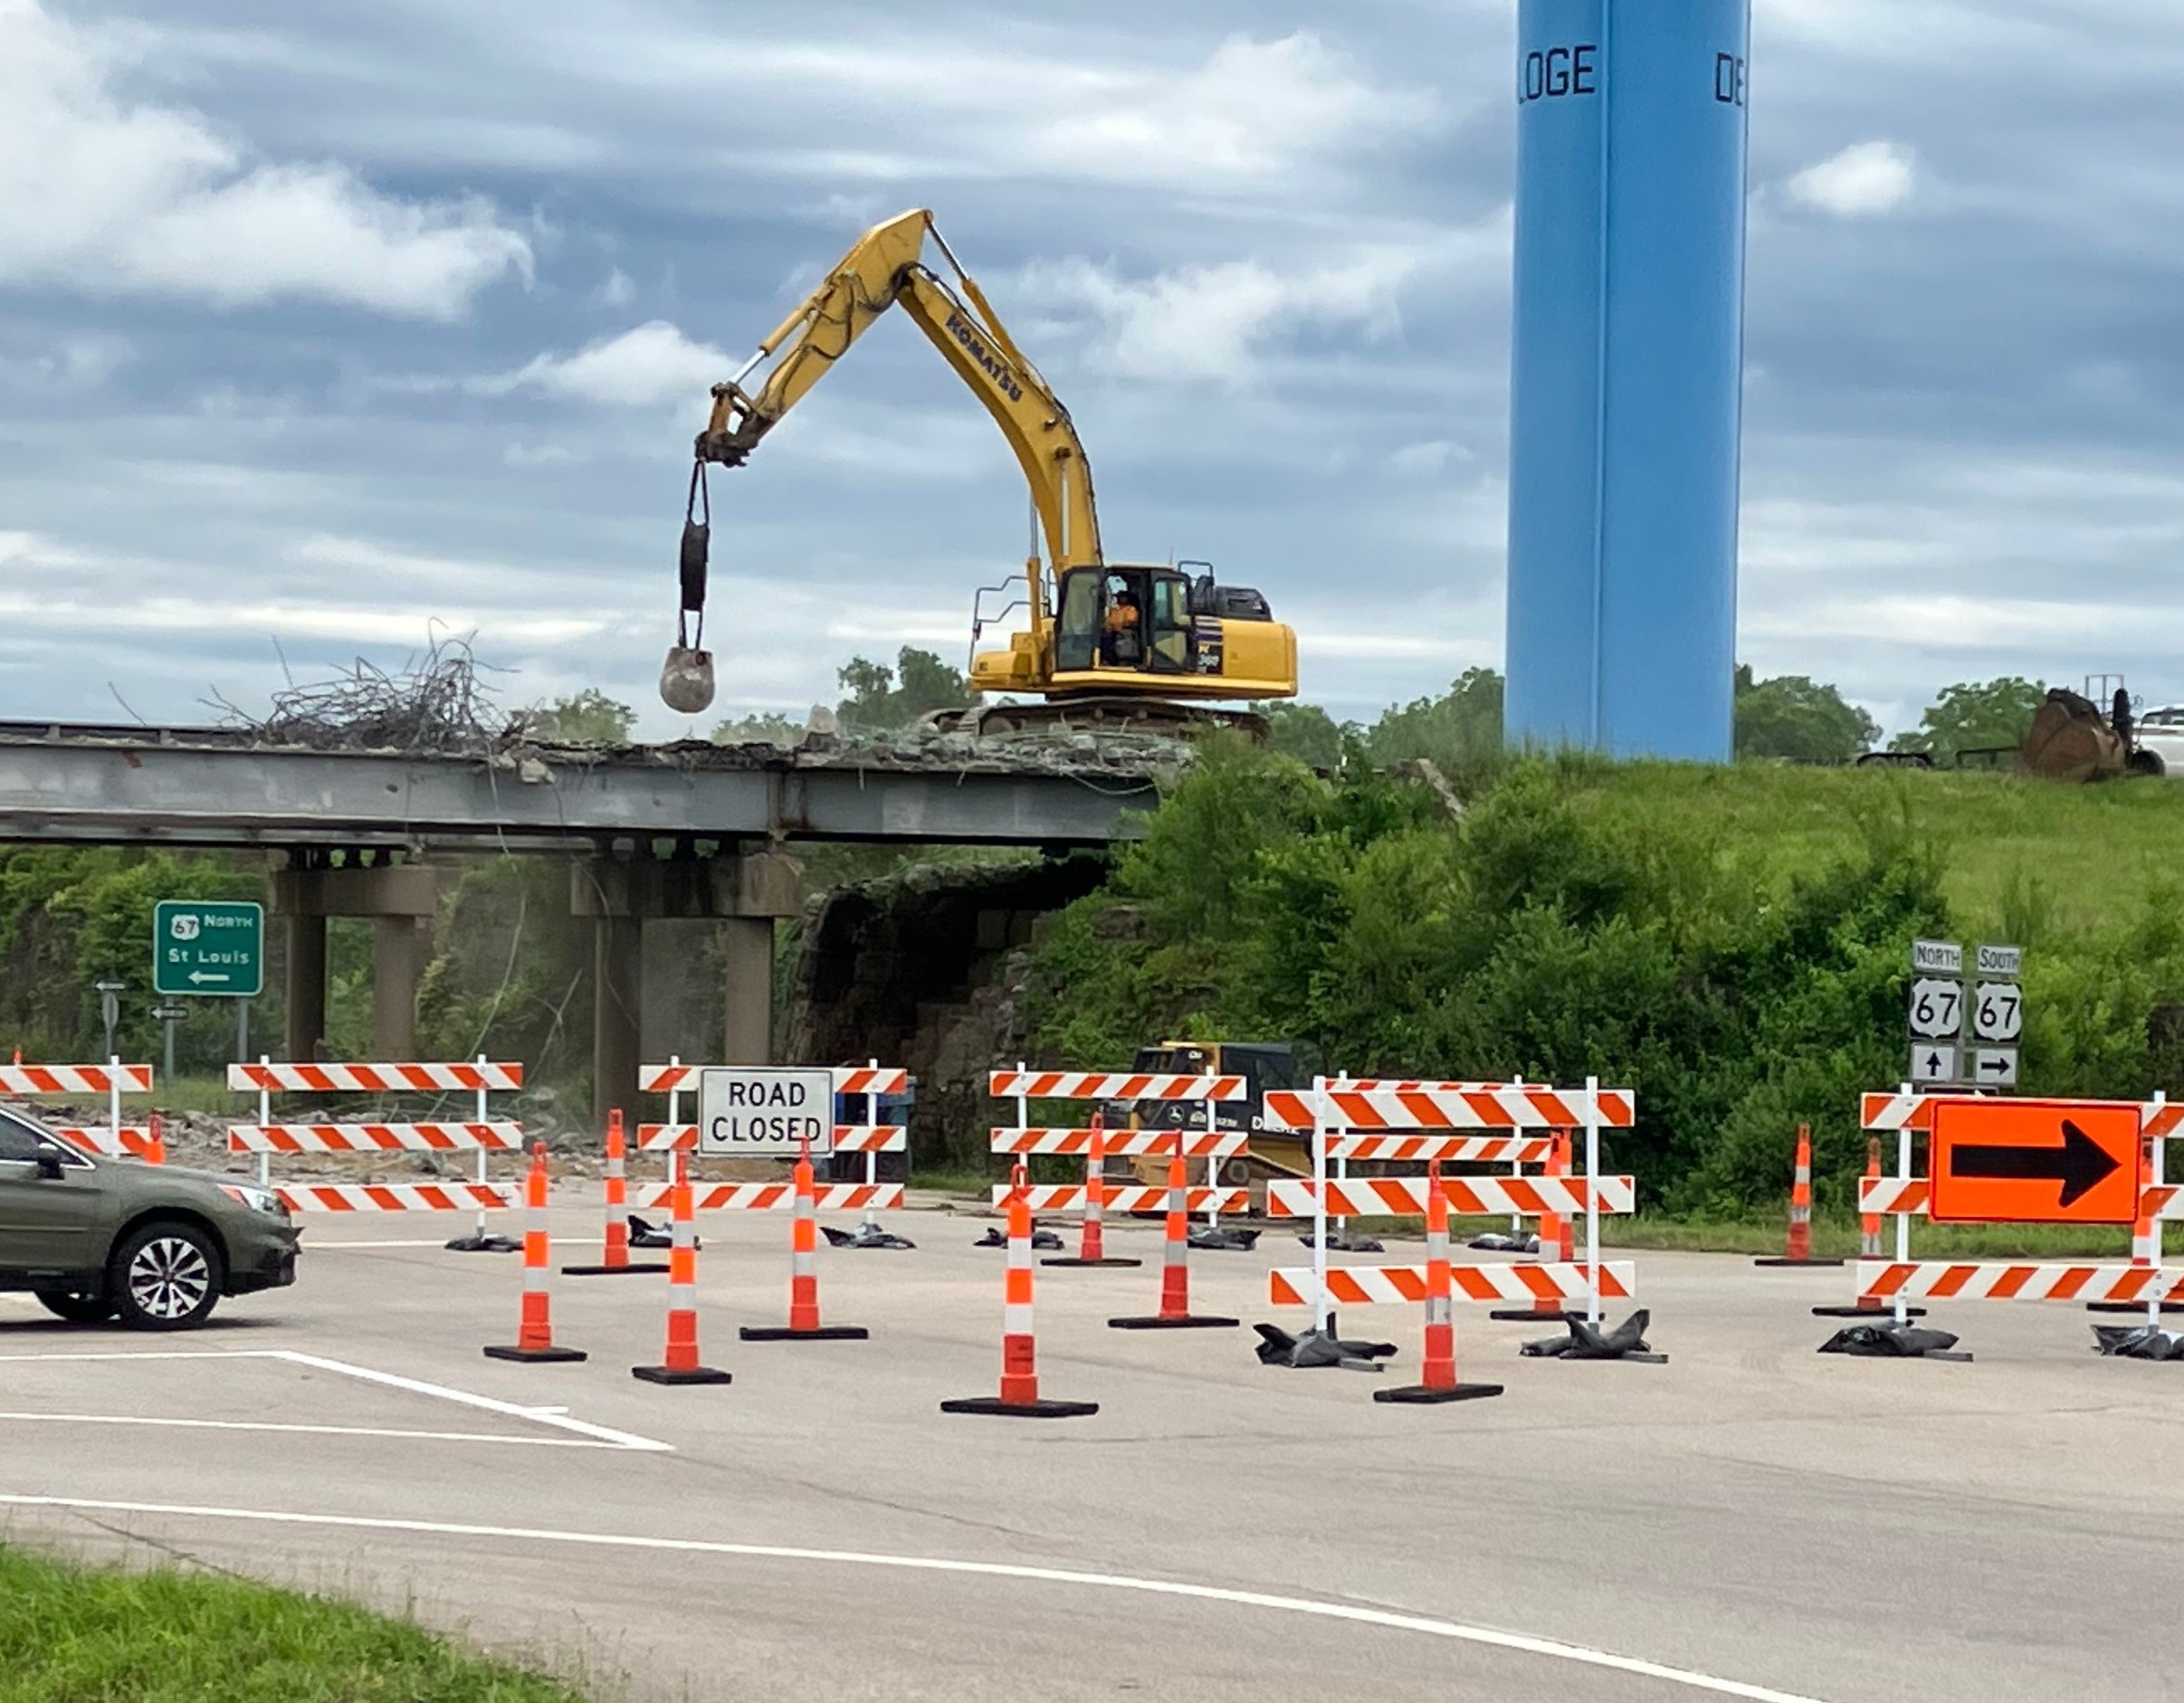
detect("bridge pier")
[269,860,440,1061]
[573,849,799,1127]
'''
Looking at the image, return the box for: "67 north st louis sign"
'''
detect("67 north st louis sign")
[153,900,264,998]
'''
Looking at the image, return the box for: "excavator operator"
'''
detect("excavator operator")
[1100,582,1143,667]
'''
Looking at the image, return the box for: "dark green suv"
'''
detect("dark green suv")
[0,1106,300,1330]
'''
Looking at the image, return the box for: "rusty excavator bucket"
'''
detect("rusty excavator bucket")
[2018,688,2124,783]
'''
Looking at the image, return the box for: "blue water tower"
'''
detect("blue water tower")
[1503,0,1750,762]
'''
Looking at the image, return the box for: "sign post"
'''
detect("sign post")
[149,1004,188,1084]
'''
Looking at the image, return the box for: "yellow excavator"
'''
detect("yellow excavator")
[662,208,1299,736]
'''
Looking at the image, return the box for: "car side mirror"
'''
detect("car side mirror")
[34,1151,65,1180]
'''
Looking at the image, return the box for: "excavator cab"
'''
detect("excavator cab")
[1056,566,1199,676]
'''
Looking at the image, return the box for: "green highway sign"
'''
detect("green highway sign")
[153,900,264,998]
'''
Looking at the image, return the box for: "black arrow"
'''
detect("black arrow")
[1950,1119,2121,1208]
[1923,1050,1943,1075]
[1977,1054,2011,1077]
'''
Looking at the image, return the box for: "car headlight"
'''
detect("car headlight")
[220,1184,288,1217]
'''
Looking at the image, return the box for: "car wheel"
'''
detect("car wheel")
[110,1222,224,1331]
[33,1289,117,1326]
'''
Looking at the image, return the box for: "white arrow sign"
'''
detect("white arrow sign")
[186,970,232,985]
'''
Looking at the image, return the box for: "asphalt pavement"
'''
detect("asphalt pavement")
[1,1198,2177,1702]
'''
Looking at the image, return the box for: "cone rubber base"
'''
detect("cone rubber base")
[739,1325,870,1341]
[1109,1314,1240,1329]
[561,1262,671,1277]
[1043,1256,1143,1268]
[1375,1381,1505,1404]
[1754,1256,1845,1267]
[1813,1303,1927,1318]
[483,1344,587,1363]
[446,1234,522,1253]
[2087,1299,2184,1314]
[633,1364,732,1384]
[1489,1307,1569,1322]
[940,1395,1099,1418]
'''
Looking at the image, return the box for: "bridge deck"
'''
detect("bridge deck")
[0,722,1168,850]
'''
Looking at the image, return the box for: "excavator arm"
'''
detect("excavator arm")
[689,209,1102,630]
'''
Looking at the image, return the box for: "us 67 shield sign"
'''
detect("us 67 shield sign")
[1907,977,1964,1040]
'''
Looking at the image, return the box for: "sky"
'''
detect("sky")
[1,0,2180,741]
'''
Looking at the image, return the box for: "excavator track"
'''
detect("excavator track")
[924,696,1271,742]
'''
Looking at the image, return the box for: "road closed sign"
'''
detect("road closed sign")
[697,1067,834,1156]
[1929,1099,2142,1225]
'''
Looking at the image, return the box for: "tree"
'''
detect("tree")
[1364,668,1504,776]
[1733,665,1880,762]
[528,690,635,744]
[1890,677,2046,765]
[1261,702,1351,770]
[835,649,973,732]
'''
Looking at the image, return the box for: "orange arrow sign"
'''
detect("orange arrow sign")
[1929,1099,2143,1225]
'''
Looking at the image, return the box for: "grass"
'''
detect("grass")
[1333,1212,2136,1260]
[0,1546,606,1703]
[1570,760,2184,933]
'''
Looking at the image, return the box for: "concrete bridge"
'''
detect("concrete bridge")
[0,721,1168,1117]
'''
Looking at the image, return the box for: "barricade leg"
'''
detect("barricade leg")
[1108,1153,1239,1330]
[1493,1128,1575,1321]
[634,1153,732,1385]
[1378,1160,1503,1404]
[566,1110,671,1277]
[944,1166,1098,1417]
[1816,1137,1926,1318]
[484,1144,587,1364]
[2090,1139,2183,1314]
[1755,1124,1844,1268]
[1044,1116,1141,1269]
[742,1144,870,1341]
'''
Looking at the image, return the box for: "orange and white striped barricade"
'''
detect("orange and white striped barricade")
[986,1065,1250,1264]
[942,1164,1098,1419]
[1755,1122,1844,1268]
[227,1056,525,1251]
[482,1144,585,1364]
[1263,1076,1644,1346]
[634,1061,910,1229]
[634,1151,731,1386]
[739,1133,871,1342]
[563,1109,671,1279]
[3,1058,161,1162]
[1836,1087,2182,1356]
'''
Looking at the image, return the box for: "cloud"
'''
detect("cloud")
[0,0,530,318]
[1786,140,1918,217]
[482,319,732,408]
[1022,248,1424,383]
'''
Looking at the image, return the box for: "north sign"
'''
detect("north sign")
[152,900,263,998]
[1929,1099,2141,1225]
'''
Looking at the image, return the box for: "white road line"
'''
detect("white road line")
[0,1349,670,1454]
[0,1413,616,1449]
[0,1494,1832,1703]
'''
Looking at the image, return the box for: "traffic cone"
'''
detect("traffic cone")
[742,1135,870,1340]
[1044,1112,1141,1269]
[1379,1159,1503,1404]
[1108,1148,1239,1329]
[633,1151,731,1384]
[1492,1128,1574,1321]
[1755,1124,1845,1267]
[146,1111,167,1166]
[484,1143,587,1364]
[565,1110,669,1276]
[943,1165,1098,1418]
[1815,1137,1928,1318]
